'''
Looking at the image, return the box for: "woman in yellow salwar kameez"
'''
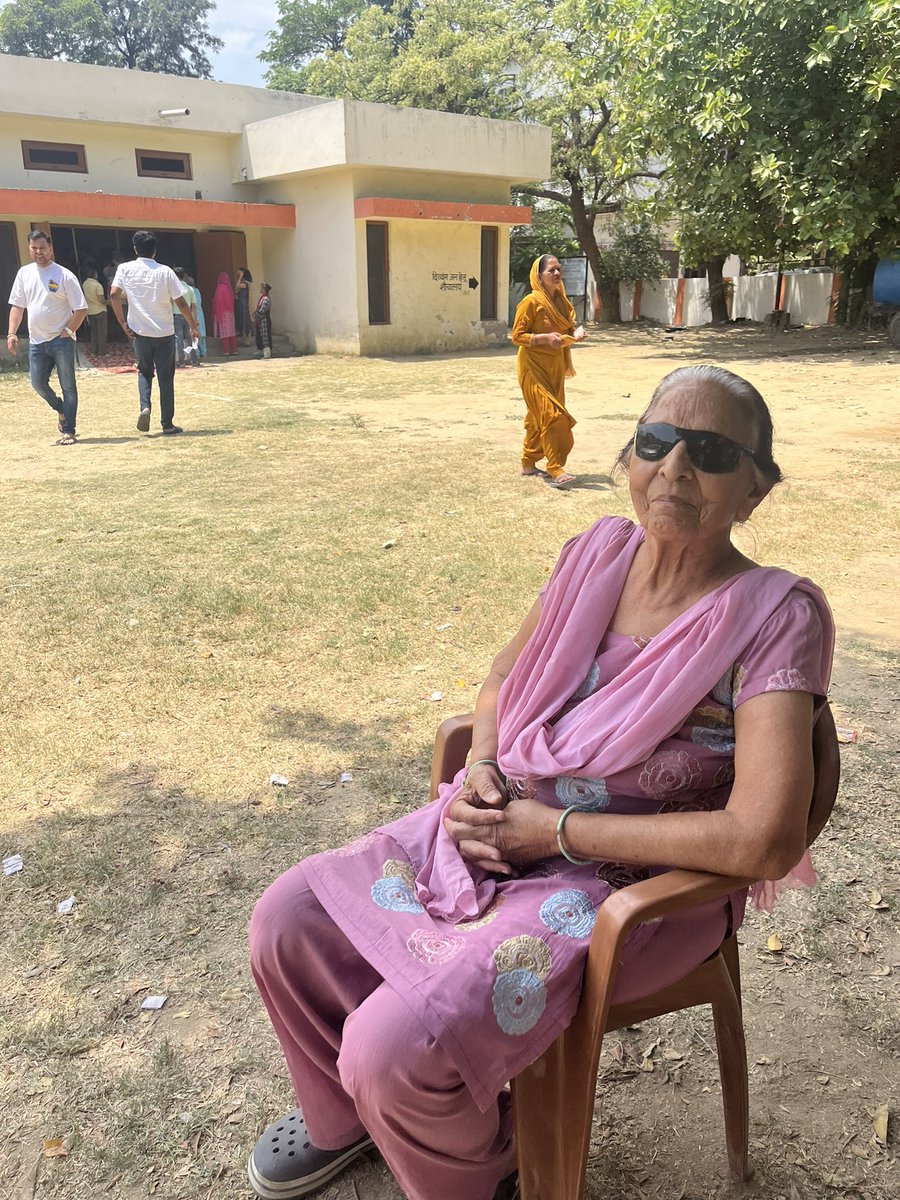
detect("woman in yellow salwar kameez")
[510,254,586,488]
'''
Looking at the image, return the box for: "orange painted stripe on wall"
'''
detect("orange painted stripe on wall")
[828,272,842,324]
[0,189,295,229]
[354,197,531,224]
[673,277,686,325]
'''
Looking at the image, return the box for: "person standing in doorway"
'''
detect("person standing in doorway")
[110,231,199,435]
[213,272,238,355]
[235,267,253,344]
[184,273,206,359]
[254,283,273,359]
[82,267,109,359]
[6,230,88,446]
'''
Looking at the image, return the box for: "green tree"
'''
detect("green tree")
[263,0,523,116]
[610,0,900,318]
[261,0,663,319]
[509,203,582,284]
[0,0,224,77]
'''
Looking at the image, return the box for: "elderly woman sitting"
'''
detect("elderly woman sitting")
[248,365,834,1200]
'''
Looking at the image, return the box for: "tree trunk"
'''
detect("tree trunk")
[704,256,729,324]
[566,178,620,323]
[595,277,621,324]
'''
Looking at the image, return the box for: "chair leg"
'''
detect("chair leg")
[513,1022,601,1200]
[720,933,743,1015]
[710,954,750,1180]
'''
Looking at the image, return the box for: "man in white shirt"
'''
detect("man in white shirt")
[110,230,200,435]
[7,230,88,445]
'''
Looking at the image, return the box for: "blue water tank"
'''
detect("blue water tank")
[873,256,900,304]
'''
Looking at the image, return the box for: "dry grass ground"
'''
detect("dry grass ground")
[0,325,897,1200]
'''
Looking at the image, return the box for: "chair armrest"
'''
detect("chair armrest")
[429,713,475,800]
[592,868,754,947]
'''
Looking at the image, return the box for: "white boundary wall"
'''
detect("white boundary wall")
[618,269,835,326]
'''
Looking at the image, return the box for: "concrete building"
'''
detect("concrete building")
[1,55,549,354]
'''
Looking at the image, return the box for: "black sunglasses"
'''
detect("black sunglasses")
[633,422,758,474]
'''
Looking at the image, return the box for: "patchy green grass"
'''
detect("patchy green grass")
[1,334,896,1199]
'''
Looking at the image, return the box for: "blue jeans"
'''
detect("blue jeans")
[29,336,78,435]
[173,313,189,365]
[133,334,176,428]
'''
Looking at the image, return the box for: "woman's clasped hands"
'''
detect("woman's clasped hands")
[443,762,556,876]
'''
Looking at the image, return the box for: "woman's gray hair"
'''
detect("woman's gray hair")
[616,365,783,482]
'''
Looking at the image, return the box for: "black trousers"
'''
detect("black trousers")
[133,334,176,429]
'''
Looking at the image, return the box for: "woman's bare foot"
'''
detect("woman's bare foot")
[521,467,547,477]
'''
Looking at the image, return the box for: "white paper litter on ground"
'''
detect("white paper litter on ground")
[56,896,76,915]
[3,855,23,876]
[339,772,353,784]
[140,995,168,1010]
[430,691,443,702]
[269,774,289,787]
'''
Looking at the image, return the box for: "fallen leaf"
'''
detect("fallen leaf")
[755,1056,773,1065]
[382,539,396,549]
[873,1103,889,1145]
[767,933,783,952]
[868,890,889,910]
[817,1074,830,1085]
[662,1048,683,1061]
[42,1138,69,1158]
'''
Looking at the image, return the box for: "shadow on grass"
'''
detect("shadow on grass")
[76,436,140,445]
[143,429,235,439]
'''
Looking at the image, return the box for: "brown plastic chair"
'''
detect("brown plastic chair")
[430,705,840,1200]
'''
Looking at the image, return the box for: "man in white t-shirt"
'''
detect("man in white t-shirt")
[110,230,199,435]
[7,230,88,445]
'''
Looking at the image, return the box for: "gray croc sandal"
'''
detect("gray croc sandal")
[248,1109,374,1199]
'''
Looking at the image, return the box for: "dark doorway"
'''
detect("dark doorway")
[48,225,198,343]
[0,223,22,316]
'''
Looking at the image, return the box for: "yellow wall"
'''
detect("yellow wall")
[261,172,361,355]
[350,167,511,206]
[355,217,510,355]
[0,116,256,203]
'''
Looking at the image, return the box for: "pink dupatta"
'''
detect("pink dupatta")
[416,517,834,920]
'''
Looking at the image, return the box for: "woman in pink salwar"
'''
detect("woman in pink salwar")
[249,366,834,1200]
[212,272,238,355]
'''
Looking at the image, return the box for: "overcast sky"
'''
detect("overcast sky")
[209,0,279,88]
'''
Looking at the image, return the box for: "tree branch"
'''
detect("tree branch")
[514,185,571,205]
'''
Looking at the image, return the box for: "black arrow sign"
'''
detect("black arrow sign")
[468,277,479,290]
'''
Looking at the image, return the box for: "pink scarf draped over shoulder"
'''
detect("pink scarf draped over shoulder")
[416,516,834,920]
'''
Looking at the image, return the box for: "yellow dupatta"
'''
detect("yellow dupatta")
[528,256,578,378]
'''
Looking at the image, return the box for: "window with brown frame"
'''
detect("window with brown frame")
[22,140,87,173]
[135,149,193,179]
[366,222,390,325]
